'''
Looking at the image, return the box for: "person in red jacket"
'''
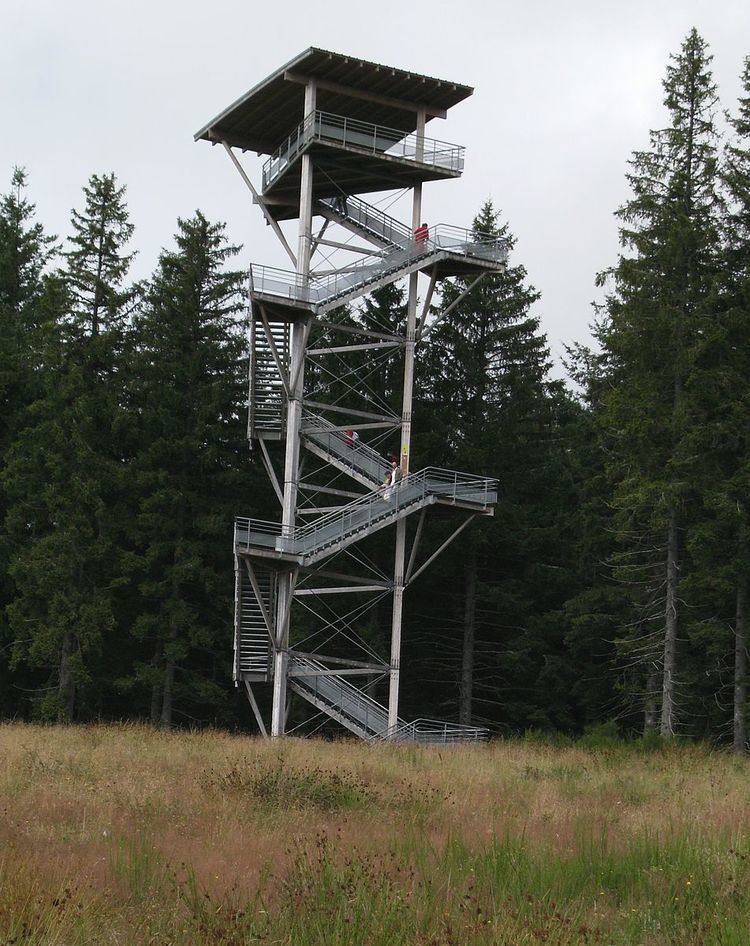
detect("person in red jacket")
[415,222,429,248]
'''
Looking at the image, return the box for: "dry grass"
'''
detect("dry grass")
[1,722,749,944]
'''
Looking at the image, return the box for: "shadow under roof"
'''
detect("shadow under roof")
[195,47,473,156]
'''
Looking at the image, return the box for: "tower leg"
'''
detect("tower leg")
[388,108,425,733]
[270,79,317,737]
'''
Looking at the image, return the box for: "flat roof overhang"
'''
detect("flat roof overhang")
[195,47,473,154]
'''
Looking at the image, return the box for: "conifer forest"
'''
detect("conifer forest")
[3,30,750,750]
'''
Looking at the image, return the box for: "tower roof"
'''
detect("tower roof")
[194,47,473,155]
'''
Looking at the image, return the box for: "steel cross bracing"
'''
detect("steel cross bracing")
[199,54,506,743]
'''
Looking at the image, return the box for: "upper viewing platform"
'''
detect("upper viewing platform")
[260,110,464,209]
[195,48,472,208]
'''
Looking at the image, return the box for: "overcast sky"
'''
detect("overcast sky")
[3,0,749,374]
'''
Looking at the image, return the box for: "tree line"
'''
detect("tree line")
[1,29,749,747]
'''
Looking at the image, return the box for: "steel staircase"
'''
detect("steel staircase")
[249,223,508,315]
[235,467,497,565]
[288,653,392,740]
[234,560,275,680]
[248,317,289,438]
[315,196,413,249]
[301,411,391,489]
[288,653,488,743]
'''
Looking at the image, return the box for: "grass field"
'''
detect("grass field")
[1,723,749,945]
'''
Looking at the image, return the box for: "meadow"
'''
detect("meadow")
[1,723,749,945]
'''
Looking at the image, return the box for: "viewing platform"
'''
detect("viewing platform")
[248,224,509,316]
[262,111,465,209]
[234,468,498,566]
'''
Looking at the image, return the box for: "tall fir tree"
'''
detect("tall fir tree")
[595,29,723,735]
[125,212,250,728]
[681,57,750,750]
[415,201,580,729]
[4,173,135,721]
[0,168,56,715]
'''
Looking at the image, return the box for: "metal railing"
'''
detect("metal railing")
[289,654,392,737]
[302,411,392,486]
[235,467,498,560]
[380,718,490,744]
[262,110,465,192]
[290,655,489,743]
[248,225,508,311]
[319,196,413,248]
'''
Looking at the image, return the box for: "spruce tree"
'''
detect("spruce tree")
[125,212,248,728]
[682,57,750,750]
[416,201,577,729]
[595,29,723,735]
[0,168,56,715]
[4,173,135,721]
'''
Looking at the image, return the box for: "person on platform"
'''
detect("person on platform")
[383,459,402,501]
[415,222,429,248]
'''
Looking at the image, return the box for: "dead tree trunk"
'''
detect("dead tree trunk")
[459,550,477,725]
[159,624,177,730]
[734,575,747,754]
[644,667,659,733]
[58,630,76,723]
[660,512,680,736]
[150,643,162,725]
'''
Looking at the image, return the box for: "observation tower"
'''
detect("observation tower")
[196,48,506,742]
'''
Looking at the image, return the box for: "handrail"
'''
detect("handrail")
[262,110,465,192]
[381,717,490,744]
[319,196,414,247]
[290,654,395,734]
[235,466,498,558]
[294,467,495,541]
[248,225,508,311]
[302,411,390,481]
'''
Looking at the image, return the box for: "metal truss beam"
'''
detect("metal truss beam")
[294,585,388,596]
[258,437,284,506]
[416,267,438,338]
[312,237,387,257]
[297,481,368,500]
[419,274,486,341]
[243,680,268,738]
[314,319,402,343]
[406,515,476,587]
[257,305,291,397]
[243,560,275,644]
[283,71,447,119]
[405,508,427,583]
[310,219,330,256]
[307,340,402,356]
[297,565,391,588]
[290,650,388,671]
[290,668,386,678]
[290,317,312,396]
[221,142,297,268]
[303,399,400,424]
